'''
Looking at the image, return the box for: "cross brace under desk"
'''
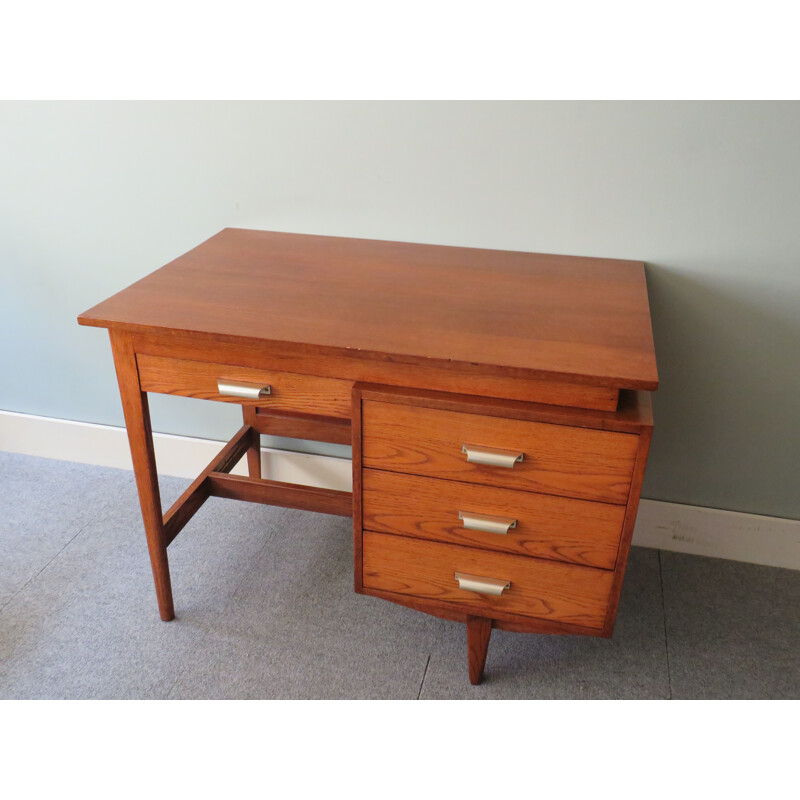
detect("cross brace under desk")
[162,422,353,550]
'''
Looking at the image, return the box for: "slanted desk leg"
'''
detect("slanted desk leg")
[109,330,175,621]
[466,616,493,685]
[242,406,262,479]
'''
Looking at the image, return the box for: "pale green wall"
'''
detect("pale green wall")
[1,102,798,518]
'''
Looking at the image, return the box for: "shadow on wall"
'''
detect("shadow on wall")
[643,262,800,520]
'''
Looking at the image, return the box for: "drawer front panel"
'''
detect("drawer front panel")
[362,401,639,504]
[362,531,613,628]
[362,470,624,569]
[137,355,353,418]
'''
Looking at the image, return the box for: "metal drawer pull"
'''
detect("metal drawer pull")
[217,379,272,399]
[462,444,524,468]
[458,511,517,535]
[455,572,511,596]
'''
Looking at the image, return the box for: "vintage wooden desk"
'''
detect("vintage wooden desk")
[78,228,658,685]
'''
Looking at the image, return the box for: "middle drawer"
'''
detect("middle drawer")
[362,470,625,569]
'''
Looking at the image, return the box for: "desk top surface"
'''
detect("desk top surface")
[79,228,658,390]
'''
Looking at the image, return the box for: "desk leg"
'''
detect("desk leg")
[466,616,492,685]
[109,330,175,621]
[242,407,262,479]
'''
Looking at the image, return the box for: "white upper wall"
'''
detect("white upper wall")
[1,102,798,517]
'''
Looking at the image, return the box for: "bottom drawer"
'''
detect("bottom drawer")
[362,531,614,629]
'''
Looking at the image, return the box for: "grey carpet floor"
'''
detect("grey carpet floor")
[1,451,798,699]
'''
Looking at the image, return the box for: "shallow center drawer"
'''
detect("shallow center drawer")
[137,354,353,418]
[362,470,625,569]
[361,400,639,504]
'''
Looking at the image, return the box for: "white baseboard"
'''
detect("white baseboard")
[2,410,798,571]
[632,499,800,571]
[0,409,352,491]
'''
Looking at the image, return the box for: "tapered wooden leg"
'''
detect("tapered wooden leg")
[109,330,175,621]
[466,616,493,685]
[242,406,262,479]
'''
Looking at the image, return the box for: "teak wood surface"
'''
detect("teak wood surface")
[130,330,619,412]
[108,330,174,621]
[352,384,654,654]
[362,531,614,629]
[137,354,352,418]
[467,617,493,685]
[78,228,658,395]
[362,469,626,569]
[362,400,640,504]
[78,229,658,686]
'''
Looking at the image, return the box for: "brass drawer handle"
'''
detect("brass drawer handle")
[454,572,511,596]
[217,379,272,399]
[458,511,517,535]
[461,444,523,468]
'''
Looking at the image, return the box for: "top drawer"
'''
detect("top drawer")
[137,355,353,418]
[362,400,639,504]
